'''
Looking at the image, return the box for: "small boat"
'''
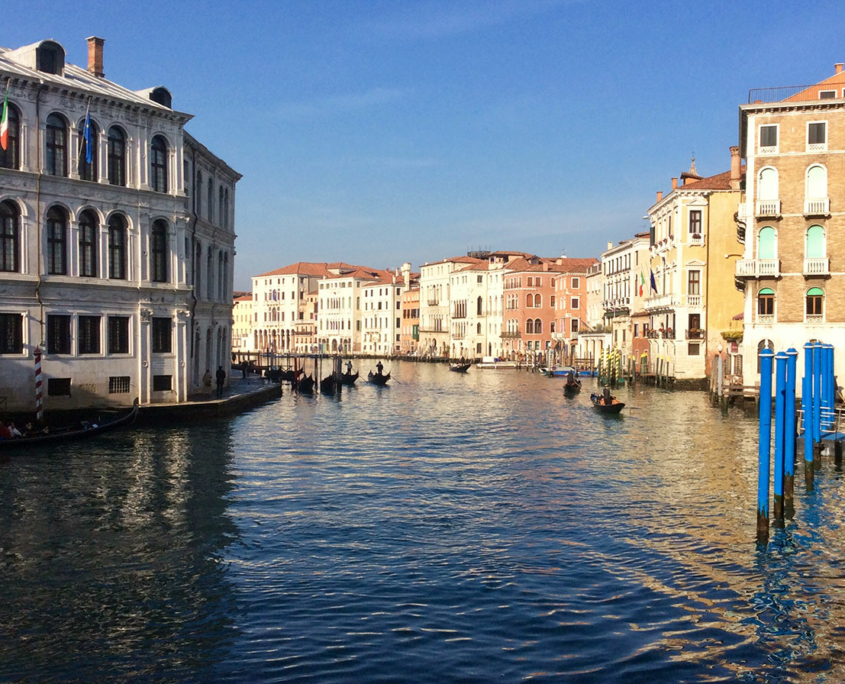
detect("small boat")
[544,365,577,378]
[590,393,625,414]
[0,399,139,450]
[449,362,471,373]
[341,371,359,386]
[563,379,582,394]
[321,374,338,395]
[298,374,315,393]
[367,371,391,386]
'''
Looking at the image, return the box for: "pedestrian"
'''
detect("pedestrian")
[202,369,213,396]
[216,366,226,398]
[242,360,247,378]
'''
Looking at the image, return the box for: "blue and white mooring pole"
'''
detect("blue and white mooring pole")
[758,349,774,544]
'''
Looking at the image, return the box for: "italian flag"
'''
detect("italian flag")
[0,83,8,151]
[639,272,645,297]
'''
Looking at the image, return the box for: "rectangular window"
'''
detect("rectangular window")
[760,125,778,149]
[819,90,837,99]
[688,343,700,356]
[688,271,701,296]
[808,122,827,147]
[571,277,580,289]
[47,315,71,354]
[152,374,172,391]
[571,297,580,309]
[152,317,172,353]
[78,315,101,354]
[758,295,774,316]
[571,319,579,333]
[0,313,23,354]
[689,210,702,234]
[109,376,131,393]
[48,378,71,396]
[108,316,130,354]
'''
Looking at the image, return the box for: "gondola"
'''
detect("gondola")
[589,393,625,414]
[367,371,391,386]
[297,374,315,393]
[341,371,359,386]
[0,399,139,451]
[563,379,582,394]
[449,362,472,373]
[320,374,338,395]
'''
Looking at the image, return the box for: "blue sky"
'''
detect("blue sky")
[4,0,842,288]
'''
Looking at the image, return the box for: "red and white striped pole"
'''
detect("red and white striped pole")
[34,345,43,423]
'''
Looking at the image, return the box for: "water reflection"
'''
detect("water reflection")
[4,363,845,681]
[0,423,239,681]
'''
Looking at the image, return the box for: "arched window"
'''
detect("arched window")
[45,113,67,177]
[224,189,230,230]
[534,294,541,308]
[477,296,483,316]
[806,165,827,198]
[46,206,68,274]
[526,319,534,334]
[219,187,224,227]
[207,181,214,222]
[535,318,542,334]
[78,210,98,278]
[758,167,778,200]
[806,225,825,259]
[0,200,20,272]
[108,214,127,279]
[195,241,202,291]
[806,287,824,317]
[758,226,776,260]
[757,288,774,316]
[107,127,126,186]
[77,117,98,181]
[196,171,203,216]
[526,294,533,308]
[0,103,20,170]
[206,246,213,300]
[477,322,481,334]
[150,135,168,192]
[151,220,168,283]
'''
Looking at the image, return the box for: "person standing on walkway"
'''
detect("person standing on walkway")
[216,366,226,398]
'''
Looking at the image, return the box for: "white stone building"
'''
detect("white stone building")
[447,261,505,359]
[0,37,239,412]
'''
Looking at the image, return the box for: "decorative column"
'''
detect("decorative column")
[175,310,189,402]
[138,308,152,405]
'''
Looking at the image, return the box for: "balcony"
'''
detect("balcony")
[756,200,781,217]
[686,328,705,340]
[757,314,774,325]
[644,293,677,311]
[804,198,830,216]
[735,259,780,278]
[804,257,830,276]
[686,294,702,308]
[748,84,842,104]
[688,233,703,246]
[501,331,521,339]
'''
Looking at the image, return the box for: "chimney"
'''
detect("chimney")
[607,242,613,250]
[543,262,550,272]
[836,63,844,75]
[729,145,741,190]
[656,191,663,202]
[671,177,678,190]
[87,36,105,78]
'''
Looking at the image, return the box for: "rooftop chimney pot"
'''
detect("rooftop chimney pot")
[671,177,678,190]
[729,145,741,191]
[656,191,663,202]
[836,63,844,74]
[87,36,105,78]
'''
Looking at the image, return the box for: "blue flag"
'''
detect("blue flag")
[649,269,657,293]
[83,104,92,164]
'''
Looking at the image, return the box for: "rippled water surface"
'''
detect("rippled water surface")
[3,362,845,682]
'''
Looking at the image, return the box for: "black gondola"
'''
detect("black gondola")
[563,379,582,393]
[321,374,338,395]
[367,371,390,386]
[298,374,315,393]
[341,371,359,386]
[449,362,472,373]
[589,393,625,414]
[0,399,139,451]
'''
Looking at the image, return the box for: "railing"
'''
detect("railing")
[736,259,780,278]
[687,294,702,307]
[806,315,824,324]
[737,203,750,220]
[748,84,839,104]
[804,257,830,275]
[757,314,774,325]
[804,198,830,215]
[756,200,781,216]
[644,294,676,310]
[686,329,705,340]
[688,234,703,246]
[501,331,521,339]
[426,300,439,306]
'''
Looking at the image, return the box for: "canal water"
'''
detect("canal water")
[2,363,845,682]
